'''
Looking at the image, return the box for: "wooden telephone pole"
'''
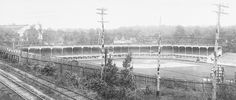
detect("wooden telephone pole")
[156,17,162,98]
[97,8,108,79]
[212,0,228,100]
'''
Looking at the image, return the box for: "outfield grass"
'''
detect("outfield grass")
[85,58,236,81]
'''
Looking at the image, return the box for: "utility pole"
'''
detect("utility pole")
[156,17,162,98]
[97,8,108,80]
[212,0,228,100]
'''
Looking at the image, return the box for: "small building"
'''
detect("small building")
[113,36,137,44]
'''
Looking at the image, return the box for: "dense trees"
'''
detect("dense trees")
[1,25,236,52]
[0,27,19,46]
[23,26,41,45]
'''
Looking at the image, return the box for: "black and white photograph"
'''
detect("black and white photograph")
[0,0,235,100]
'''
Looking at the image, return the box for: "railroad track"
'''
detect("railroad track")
[0,69,48,100]
[0,61,94,100]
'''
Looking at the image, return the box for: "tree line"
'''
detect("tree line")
[0,25,236,52]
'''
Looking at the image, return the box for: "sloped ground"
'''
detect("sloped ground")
[0,83,23,100]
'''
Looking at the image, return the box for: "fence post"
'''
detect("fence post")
[0,50,1,58]
[27,50,29,64]
[13,55,15,62]
[1,50,3,58]
[60,63,63,77]
[145,75,147,86]
[11,54,13,62]
[14,55,17,62]
[186,81,188,90]
[71,64,73,74]
[10,54,13,62]
[6,52,9,61]
[172,79,175,89]
[202,81,205,99]
[9,54,12,62]
[17,53,20,63]
[18,50,22,63]
[81,67,84,77]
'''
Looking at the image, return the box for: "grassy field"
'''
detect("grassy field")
[84,58,236,81]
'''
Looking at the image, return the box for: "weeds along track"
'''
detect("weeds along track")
[0,61,94,100]
[0,69,48,100]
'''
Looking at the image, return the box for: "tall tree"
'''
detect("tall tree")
[173,25,186,43]
[120,53,135,89]
[43,28,57,45]
[24,25,40,45]
[189,27,201,44]
[103,58,119,86]
[118,53,136,99]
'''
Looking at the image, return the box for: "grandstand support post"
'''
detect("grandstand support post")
[39,48,42,55]
[177,46,180,53]
[72,47,74,55]
[212,1,228,100]
[171,46,174,54]
[191,47,193,55]
[82,47,85,55]
[184,47,186,55]
[139,46,141,56]
[112,46,114,54]
[149,46,151,56]
[128,47,130,53]
[19,48,22,63]
[61,48,63,55]
[50,48,52,56]
[207,47,209,56]
[198,47,200,55]
[27,48,29,63]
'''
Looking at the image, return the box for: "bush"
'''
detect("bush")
[143,85,152,95]
[83,53,137,100]
[41,63,56,76]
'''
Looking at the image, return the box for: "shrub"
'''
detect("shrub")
[83,52,137,100]
[41,63,56,76]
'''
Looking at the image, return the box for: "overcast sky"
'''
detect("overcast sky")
[0,0,234,29]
